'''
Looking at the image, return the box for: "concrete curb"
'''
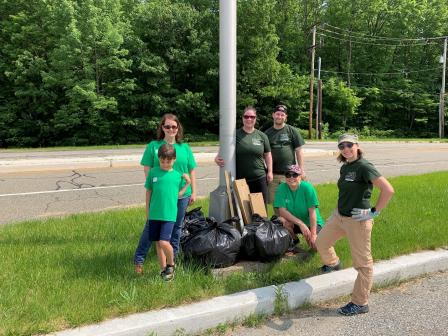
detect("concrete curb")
[0,150,335,173]
[50,249,448,336]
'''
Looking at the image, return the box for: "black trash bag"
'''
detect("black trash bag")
[240,214,265,260]
[222,216,241,230]
[181,207,209,248]
[182,218,242,268]
[255,215,291,261]
[183,207,208,234]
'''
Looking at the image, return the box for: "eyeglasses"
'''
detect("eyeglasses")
[338,142,354,150]
[163,125,178,130]
[285,172,300,178]
[243,115,256,120]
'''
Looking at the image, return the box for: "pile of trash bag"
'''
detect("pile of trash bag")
[181,208,291,267]
[181,208,242,268]
[240,214,291,261]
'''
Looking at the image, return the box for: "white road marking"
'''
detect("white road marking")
[0,177,218,197]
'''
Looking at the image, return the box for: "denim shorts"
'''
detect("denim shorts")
[147,220,175,241]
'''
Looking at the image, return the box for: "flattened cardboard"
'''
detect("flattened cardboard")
[233,179,252,225]
[249,192,267,217]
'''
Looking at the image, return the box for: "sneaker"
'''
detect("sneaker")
[162,265,175,281]
[337,302,369,316]
[320,260,342,273]
[134,264,143,275]
[287,238,300,253]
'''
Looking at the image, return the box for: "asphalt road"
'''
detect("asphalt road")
[230,270,448,336]
[1,142,447,225]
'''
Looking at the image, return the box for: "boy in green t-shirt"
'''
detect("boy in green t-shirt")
[135,144,190,281]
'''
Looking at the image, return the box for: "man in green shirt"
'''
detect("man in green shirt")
[264,105,306,204]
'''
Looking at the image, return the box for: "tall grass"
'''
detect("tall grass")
[0,171,447,335]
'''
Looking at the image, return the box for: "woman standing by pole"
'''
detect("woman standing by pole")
[316,134,394,316]
[134,113,197,274]
[215,106,273,204]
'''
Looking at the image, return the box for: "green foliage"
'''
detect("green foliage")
[1,0,448,147]
[323,77,363,130]
[273,284,290,316]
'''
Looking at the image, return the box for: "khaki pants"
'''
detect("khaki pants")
[316,210,374,305]
[268,174,285,204]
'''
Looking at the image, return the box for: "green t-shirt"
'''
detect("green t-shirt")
[140,140,197,197]
[145,167,182,222]
[273,181,324,227]
[236,128,271,181]
[264,124,305,174]
[337,158,382,216]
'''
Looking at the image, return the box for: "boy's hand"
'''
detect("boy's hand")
[182,173,191,185]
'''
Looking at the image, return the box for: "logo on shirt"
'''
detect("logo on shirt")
[344,171,356,182]
[152,177,158,183]
[252,138,262,146]
[279,134,290,142]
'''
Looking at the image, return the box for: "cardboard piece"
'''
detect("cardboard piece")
[233,179,252,225]
[249,192,267,217]
[224,171,235,218]
[232,188,245,233]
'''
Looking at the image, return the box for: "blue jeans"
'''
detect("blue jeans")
[134,196,190,265]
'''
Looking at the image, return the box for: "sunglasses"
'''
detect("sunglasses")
[285,172,300,178]
[243,115,256,120]
[163,125,178,130]
[338,142,354,150]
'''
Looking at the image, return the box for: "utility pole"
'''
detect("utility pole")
[440,37,447,138]
[318,78,323,139]
[347,35,352,87]
[315,57,321,139]
[209,0,236,222]
[308,25,316,139]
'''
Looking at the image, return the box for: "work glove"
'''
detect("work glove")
[351,208,379,221]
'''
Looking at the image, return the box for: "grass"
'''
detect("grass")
[0,140,219,153]
[1,171,447,335]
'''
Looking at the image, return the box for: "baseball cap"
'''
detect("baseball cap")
[286,164,302,175]
[274,105,288,114]
[338,134,358,145]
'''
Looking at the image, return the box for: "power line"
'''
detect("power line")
[317,32,439,47]
[317,66,442,76]
[322,23,448,42]
[317,27,440,46]
[317,75,440,97]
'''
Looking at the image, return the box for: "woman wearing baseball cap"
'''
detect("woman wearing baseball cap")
[273,164,323,251]
[316,134,394,316]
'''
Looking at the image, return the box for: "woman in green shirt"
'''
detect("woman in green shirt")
[215,106,273,205]
[273,164,323,250]
[316,134,394,316]
[134,113,197,274]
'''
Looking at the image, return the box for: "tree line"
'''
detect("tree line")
[1,0,447,147]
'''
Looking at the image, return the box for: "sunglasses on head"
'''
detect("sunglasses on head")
[243,115,256,120]
[338,142,354,150]
[163,124,178,130]
[285,172,300,178]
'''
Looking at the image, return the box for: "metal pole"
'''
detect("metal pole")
[315,57,321,139]
[318,79,323,139]
[308,25,316,139]
[209,0,236,221]
[440,37,447,138]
